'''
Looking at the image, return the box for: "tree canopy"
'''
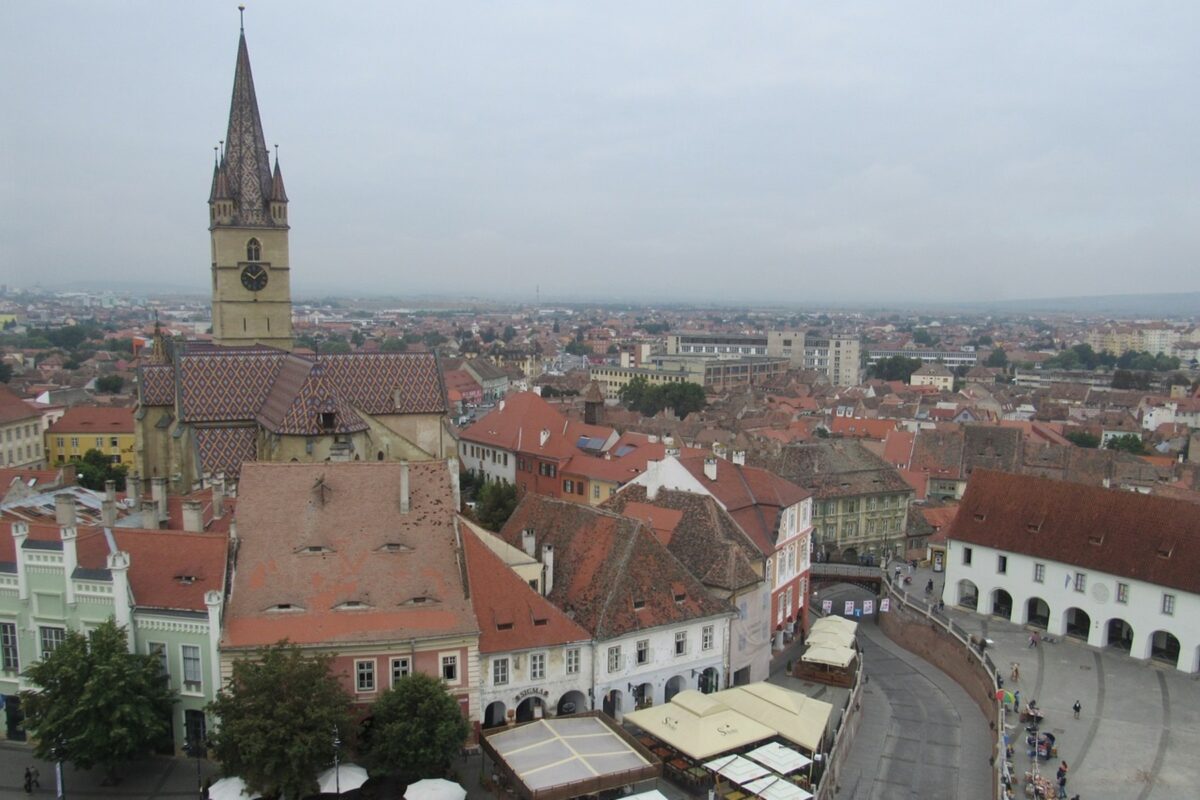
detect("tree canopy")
[475,480,518,531]
[71,448,128,491]
[361,673,469,782]
[1105,434,1148,455]
[1064,430,1099,449]
[984,347,1008,368]
[95,374,124,393]
[21,619,176,780]
[618,376,706,419]
[208,643,354,800]
[867,356,924,383]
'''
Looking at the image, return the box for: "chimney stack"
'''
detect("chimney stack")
[704,457,718,481]
[141,499,159,528]
[151,477,168,524]
[400,461,410,514]
[60,526,78,605]
[182,500,205,533]
[522,528,536,557]
[101,498,117,528]
[107,551,135,651]
[128,472,141,507]
[542,543,555,596]
[732,450,746,466]
[12,521,29,600]
[645,460,660,500]
[448,458,461,511]
[54,494,77,527]
[212,474,226,519]
[104,479,116,503]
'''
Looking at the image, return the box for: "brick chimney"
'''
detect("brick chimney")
[732,450,746,466]
[704,457,718,481]
[542,543,555,596]
[522,528,536,557]
[12,521,29,600]
[182,500,204,533]
[54,494,77,527]
[212,473,226,519]
[60,526,78,605]
[448,458,461,511]
[400,461,410,514]
[101,498,117,529]
[141,499,159,529]
[151,477,168,524]
[104,479,116,503]
[128,472,141,507]
[107,550,134,650]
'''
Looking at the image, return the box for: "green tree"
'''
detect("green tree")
[618,376,651,413]
[381,337,407,352]
[361,673,469,782]
[564,340,590,356]
[1105,434,1147,455]
[476,481,518,531]
[912,328,936,346]
[208,643,354,800]
[350,330,366,347]
[1065,430,1100,449]
[984,348,1008,368]
[867,356,924,382]
[95,374,124,393]
[21,619,176,782]
[321,339,352,354]
[71,449,128,491]
[502,325,517,343]
[658,382,706,419]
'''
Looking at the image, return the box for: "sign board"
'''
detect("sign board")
[864,599,874,615]
[844,600,855,615]
[822,599,833,614]
[880,598,890,613]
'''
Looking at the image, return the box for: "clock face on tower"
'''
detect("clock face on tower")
[240,263,269,292]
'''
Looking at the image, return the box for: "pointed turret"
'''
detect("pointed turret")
[270,155,288,203]
[215,29,276,227]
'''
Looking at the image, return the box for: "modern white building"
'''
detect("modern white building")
[943,470,1200,673]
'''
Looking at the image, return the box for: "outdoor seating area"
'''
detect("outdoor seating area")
[480,712,659,800]
[794,617,858,687]
[623,682,831,797]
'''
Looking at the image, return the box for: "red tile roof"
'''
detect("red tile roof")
[830,416,897,440]
[223,461,478,649]
[461,522,589,654]
[0,384,39,424]
[948,470,1200,594]
[461,392,614,461]
[46,405,134,434]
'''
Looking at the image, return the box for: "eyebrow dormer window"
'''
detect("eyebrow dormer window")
[246,238,261,261]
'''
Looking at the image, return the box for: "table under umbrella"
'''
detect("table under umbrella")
[405,778,468,800]
[744,742,813,774]
[742,775,813,800]
[703,754,771,785]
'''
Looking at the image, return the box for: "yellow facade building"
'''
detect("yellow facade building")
[45,406,136,467]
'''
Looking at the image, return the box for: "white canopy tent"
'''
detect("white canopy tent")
[624,690,775,760]
[702,754,771,784]
[800,643,856,669]
[710,683,834,753]
[624,791,670,800]
[743,775,814,800]
[803,628,855,649]
[207,777,261,800]
[809,616,857,636]
[745,742,813,775]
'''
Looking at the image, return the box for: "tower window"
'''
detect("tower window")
[247,238,261,261]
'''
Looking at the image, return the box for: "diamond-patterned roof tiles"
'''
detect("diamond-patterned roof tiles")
[195,426,258,479]
[318,353,446,415]
[138,364,176,406]
[178,349,286,422]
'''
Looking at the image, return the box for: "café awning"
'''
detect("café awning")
[744,741,813,775]
[743,775,814,800]
[711,684,833,753]
[703,754,771,784]
[800,643,856,669]
[624,690,775,761]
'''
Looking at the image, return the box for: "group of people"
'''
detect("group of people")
[22,767,40,794]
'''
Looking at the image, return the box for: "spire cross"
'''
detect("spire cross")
[238,5,245,33]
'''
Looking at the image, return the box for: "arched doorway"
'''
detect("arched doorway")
[633,682,653,709]
[1064,607,1091,639]
[483,701,507,729]
[1149,631,1180,667]
[699,667,720,694]
[602,689,623,718]
[1105,619,1133,653]
[557,690,586,716]
[516,696,544,722]
[840,547,858,563]
[990,589,1013,620]
[664,675,687,703]
[1025,597,1050,628]
[956,579,978,610]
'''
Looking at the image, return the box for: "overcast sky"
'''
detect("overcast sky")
[2,2,1198,305]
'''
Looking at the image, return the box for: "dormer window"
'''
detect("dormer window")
[633,598,646,610]
[319,411,336,431]
[246,238,261,261]
[377,542,410,554]
[267,603,303,613]
[335,600,370,611]
[674,592,686,604]
[297,545,334,555]
[174,575,197,586]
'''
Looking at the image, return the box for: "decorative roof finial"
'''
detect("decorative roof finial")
[274,143,279,165]
[213,144,219,166]
[238,5,246,33]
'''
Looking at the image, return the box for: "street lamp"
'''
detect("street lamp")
[332,724,342,797]
[186,737,204,800]
[51,736,67,800]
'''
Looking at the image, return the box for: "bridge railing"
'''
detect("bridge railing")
[809,563,886,579]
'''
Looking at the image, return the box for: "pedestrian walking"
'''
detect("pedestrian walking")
[1073,700,1081,719]
[1013,690,1020,712]
[1029,630,1040,648]
[23,767,32,795]
[925,578,934,595]
[30,767,39,789]
[1057,774,1067,799]
[1011,662,1021,682]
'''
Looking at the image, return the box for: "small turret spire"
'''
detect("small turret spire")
[239,4,245,33]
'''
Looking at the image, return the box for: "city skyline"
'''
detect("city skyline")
[2,2,1198,303]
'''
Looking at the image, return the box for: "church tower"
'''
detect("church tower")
[209,17,293,350]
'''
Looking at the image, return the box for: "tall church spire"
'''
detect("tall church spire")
[216,24,279,227]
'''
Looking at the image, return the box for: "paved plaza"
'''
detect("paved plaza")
[894,567,1200,800]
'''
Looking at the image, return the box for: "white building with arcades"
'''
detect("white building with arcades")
[943,470,1200,673]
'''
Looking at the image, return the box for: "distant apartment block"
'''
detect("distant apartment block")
[590,357,788,399]
[866,347,978,369]
[666,330,861,386]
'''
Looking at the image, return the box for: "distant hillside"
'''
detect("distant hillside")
[931,292,1200,318]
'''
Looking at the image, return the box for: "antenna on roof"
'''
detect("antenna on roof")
[238,4,246,33]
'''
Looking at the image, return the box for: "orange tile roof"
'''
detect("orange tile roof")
[46,405,134,434]
[461,522,589,654]
[0,384,39,424]
[460,392,614,461]
[223,461,478,649]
